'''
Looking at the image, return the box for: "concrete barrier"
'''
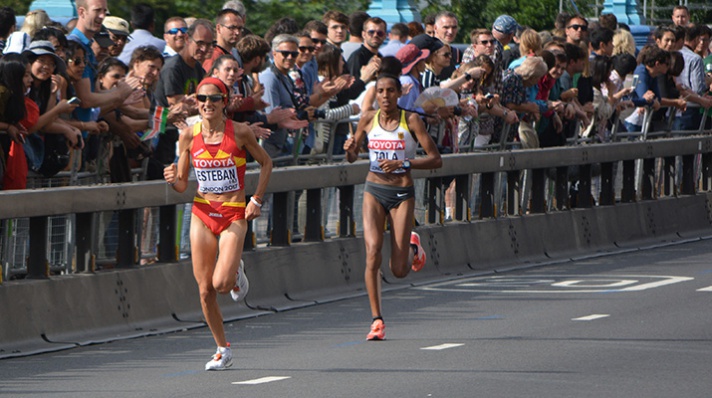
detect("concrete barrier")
[2,193,712,359]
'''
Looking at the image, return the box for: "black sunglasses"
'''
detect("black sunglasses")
[196,94,225,103]
[165,27,188,35]
[275,50,299,58]
[567,24,588,31]
[310,38,327,45]
[479,39,496,45]
[298,46,315,52]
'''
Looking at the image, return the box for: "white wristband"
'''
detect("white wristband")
[250,196,262,207]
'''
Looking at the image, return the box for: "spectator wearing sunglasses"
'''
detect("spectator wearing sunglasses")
[564,15,588,46]
[118,4,165,65]
[346,17,385,82]
[162,17,188,58]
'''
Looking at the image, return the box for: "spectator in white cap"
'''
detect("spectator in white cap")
[103,16,131,57]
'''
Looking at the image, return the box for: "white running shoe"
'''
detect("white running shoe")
[205,346,233,371]
[230,260,250,302]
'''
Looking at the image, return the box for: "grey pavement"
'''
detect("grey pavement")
[1,238,712,397]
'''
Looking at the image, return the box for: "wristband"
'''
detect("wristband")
[250,196,263,207]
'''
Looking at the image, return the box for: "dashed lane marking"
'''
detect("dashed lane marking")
[572,314,610,321]
[421,343,465,351]
[233,376,291,385]
[696,286,712,292]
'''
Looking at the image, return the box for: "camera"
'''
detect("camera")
[313,109,326,119]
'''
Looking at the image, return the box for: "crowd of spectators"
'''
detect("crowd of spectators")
[0,3,711,193]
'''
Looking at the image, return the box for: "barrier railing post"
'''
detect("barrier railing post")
[681,154,696,195]
[158,205,176,263]
[270,192,291,246]
[530,168,546,213]
[27,216,49,279]
[479,172,495,218]
[75,212,95,272]
[454,174,470,221]
[554,166,568,210]
[621,160,636,202]
[702,153,712,191]
[338,185,355,237]
[304,188,323,241]
[426,177,441,224]
[599,162,614,206]
[641,158,656,200]
[117,209,137,268]
[506,171,520,215]
[663,156,675,197]
[577,164,592,208]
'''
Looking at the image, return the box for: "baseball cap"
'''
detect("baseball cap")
[493,15,521,35]
[408,34,444,54]
[103,16,131,39]
[396,43,430,75]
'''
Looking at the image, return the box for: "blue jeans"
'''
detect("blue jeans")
[673,108,703,132]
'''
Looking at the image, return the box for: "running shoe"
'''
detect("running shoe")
[366,319,386,341]
[230,259,250,302]
[410,231,426,272]
[205,345,233,371]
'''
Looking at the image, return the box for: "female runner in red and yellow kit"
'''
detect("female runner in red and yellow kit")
[164,77,272,370]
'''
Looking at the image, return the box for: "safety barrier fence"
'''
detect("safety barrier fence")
[3,128,712,357]
[1,105,710,279]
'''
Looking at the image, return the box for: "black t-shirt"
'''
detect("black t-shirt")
[346,45,379,81]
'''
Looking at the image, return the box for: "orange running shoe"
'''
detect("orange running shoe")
[410,231,426,272]
[366,319,386,341]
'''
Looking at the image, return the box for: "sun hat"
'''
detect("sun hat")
[395,43,430,75]
[22,40,66,74]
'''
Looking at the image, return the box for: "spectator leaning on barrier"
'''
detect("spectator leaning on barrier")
[162,17,188,58]
[118,3,165,65]
[674,24,712,131]
[153,19,212,167]
[623,45,667,132]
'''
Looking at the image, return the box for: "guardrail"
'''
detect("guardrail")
[2,132,712,280]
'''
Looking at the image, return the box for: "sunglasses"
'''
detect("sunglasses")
[275,50,299,58]
[196,94,225,103]
[366,30,386,37]
[567,24,588,31]
[310,38,326,45]
[165,27,188,35]
[479,39,496,45]
[439,51,452,58]
[298,46,315,53]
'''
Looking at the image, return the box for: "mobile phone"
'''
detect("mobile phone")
[68,97,81,105]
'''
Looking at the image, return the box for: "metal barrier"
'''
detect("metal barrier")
[1,105,710,280]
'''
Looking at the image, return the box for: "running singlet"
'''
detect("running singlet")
[191,121,247,194]
[367,109,417,174]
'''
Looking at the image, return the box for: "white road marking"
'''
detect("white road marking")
[572,314,610,321]
[552,279,638,288]
[233,376,291,385]
[696,286,712,292]
[421,343,464,351]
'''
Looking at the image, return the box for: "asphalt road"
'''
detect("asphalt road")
[1,238,712,397]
